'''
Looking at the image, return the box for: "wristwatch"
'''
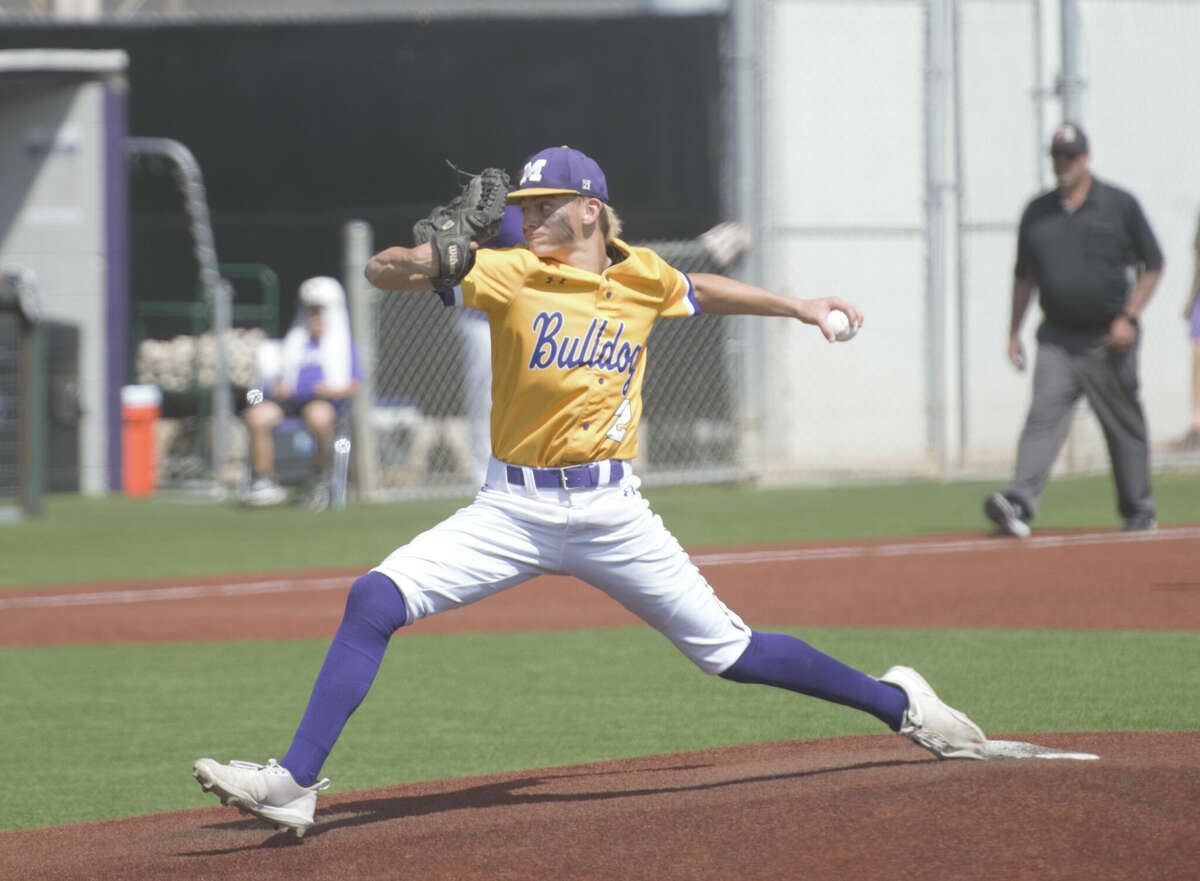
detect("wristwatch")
[1121,311,1139,327]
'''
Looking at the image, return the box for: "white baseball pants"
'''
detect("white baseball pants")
[373,457,751,674]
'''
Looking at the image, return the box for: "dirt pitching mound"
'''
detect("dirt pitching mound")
[3,731,1196,881]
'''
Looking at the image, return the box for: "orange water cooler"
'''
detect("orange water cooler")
[121,384,162,497]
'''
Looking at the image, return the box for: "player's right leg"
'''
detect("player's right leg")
[193,491,552,834]
[988,335,1081,531]
[192,569,405,836]
[242,399,287,505]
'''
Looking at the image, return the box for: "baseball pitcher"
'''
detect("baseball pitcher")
[193,146,1001,836]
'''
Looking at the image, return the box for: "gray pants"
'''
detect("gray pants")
[1004,322,1155,522]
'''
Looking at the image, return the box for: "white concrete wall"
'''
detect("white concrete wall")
[958,0,1044,465]
[0,82,110,493]
[757,0,1200,481]
[1078,0,1200,455]
[762,0,930,477]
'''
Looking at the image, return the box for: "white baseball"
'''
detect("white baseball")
[827,309,859,342]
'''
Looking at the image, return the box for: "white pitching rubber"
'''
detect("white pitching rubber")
[979,739,1099,760]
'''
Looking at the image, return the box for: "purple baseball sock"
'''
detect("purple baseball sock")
[720,630,907,731]
[281,571,408,786]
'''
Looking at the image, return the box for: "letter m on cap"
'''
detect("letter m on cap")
[521,159,548,185]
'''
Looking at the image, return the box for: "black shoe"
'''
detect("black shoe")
[984,492,1030,538]
[1122,514,1157,532]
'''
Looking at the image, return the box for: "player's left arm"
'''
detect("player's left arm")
[689,272,863,343]
[364,243,438,292]
[1124,267,1163,317]
[368,167,509,293]
[1110,193,1165,350]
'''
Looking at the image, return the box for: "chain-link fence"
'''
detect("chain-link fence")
[362,237,744,499]
[0,310,20,506]
[0,266,42,518]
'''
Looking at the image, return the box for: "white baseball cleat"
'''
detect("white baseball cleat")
[193,757,330,837]
[242,478,288,507]
[879,666,989,760]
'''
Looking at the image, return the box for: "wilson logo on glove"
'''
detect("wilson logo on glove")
[414,166,512,292]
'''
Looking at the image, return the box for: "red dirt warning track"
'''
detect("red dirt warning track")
[1,527,1198,880]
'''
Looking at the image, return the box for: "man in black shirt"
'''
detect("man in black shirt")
[985,123,1164,536]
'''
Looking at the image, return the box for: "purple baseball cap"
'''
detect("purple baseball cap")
[506,145,609,204]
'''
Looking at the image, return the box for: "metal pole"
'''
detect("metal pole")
[343,220,381,499]
[951,0,968,466]
[924,0,949,472]
[1033,0,1048,190]
[1059,0,1084,124]
[729,0,765,479]
[1059,0,1091,473]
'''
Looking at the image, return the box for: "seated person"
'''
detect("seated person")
[243,276,359,506]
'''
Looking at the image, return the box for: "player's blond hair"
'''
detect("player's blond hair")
[599,203,623,243]
[573,194,622,243]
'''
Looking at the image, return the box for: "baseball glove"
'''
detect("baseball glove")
[413,166,511,289]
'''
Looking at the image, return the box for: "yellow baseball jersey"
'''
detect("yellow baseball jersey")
[445,239,700,467]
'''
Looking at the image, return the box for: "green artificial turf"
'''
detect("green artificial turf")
[2,626,1197,832]
[5,470,1200,589]
[2,470,1198,833]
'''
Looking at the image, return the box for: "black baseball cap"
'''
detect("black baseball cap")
[1049,123,1089,157]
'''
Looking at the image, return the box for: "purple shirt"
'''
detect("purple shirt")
[293,338,361,399]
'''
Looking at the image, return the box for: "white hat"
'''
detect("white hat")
[298,276,345,309]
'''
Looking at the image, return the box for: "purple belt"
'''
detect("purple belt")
[506,461,626,490]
